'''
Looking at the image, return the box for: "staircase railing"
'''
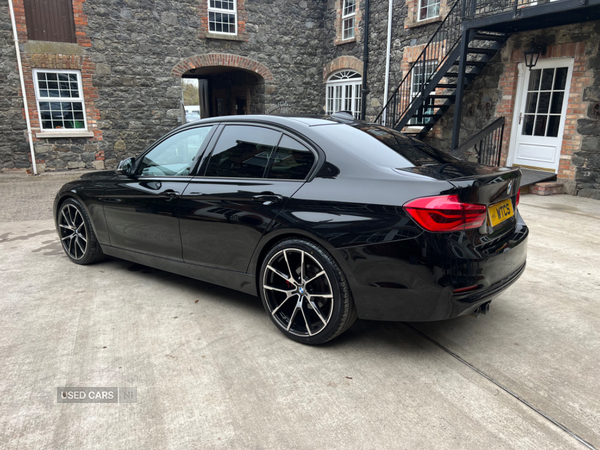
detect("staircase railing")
[463,0,572,19]
[452,117,505,166]
[374,0,463,129]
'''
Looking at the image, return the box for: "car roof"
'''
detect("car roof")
[177,114,350,131]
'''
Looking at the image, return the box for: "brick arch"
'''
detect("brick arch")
[171,53,274,81]
[323,56,363,82]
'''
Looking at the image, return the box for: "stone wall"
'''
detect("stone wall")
[0,4,29,170]
[321,0,443,121]
[84,0,329,167]
[3,0,600,200]
[0,0,328,172]
[575,21,600,200]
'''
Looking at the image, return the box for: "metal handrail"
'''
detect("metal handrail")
[374,0,463,129]
[452,117,505,166]
[462,0,572,19]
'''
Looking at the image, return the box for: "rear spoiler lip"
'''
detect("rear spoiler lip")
[445,167,521,184]
[393,164,521,183]
[447,168,522,206]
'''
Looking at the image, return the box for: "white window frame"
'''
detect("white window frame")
[208,0,238,35]
[342,0,356,41]
[418,0,440,22]
[33,69,88,132]
[326,70,362,120]
[409,60,437,125]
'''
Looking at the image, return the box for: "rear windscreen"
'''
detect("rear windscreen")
[319,123,457,168]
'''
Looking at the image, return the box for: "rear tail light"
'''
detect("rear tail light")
[516,188,521,207]
[404,195,487,232]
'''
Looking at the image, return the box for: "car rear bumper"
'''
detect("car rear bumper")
[340,221,529,322]
[352,261,526,322]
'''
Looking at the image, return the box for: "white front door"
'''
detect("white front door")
[510,58,573,172]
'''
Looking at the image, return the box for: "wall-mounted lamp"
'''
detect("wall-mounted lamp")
[523,40,547,71]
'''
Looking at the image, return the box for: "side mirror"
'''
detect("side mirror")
[117,157,136,176]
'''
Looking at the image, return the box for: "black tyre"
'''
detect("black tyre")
[259,238,357,345]
[57,198,104,265]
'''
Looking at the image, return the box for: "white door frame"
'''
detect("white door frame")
[507,57,574,171]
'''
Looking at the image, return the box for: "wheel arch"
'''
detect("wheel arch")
[249,228,358,297]
[54,192,82,225]
[54,192,101,239]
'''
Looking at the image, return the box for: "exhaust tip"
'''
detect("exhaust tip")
[470,301,491,318]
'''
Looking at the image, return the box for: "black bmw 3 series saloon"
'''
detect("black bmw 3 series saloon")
[54,114,528,344]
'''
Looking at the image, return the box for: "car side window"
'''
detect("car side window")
[138,126,213,177]
[205,125,282,178]
[266,135,315,180]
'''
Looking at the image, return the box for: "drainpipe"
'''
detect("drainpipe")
[8,0,37,175]
[382,0,393,124]
[360,0,370,121]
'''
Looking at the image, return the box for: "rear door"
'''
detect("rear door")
[179,125,316,272]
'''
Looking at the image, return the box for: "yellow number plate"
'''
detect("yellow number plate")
[488,199,514,227]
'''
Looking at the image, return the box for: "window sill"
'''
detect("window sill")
[205,32,246,42]
[335,37,357,46]
[403,125,426,132]
[36,130,95,139]
[406,16,442,29]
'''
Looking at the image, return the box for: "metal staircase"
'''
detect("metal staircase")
[372,0,600,169]
[375,0,600,147]
[374,0,509,142]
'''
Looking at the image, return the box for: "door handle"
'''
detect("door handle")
[253,192,283,206]
[159,190,180,201]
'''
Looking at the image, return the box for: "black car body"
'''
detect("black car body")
[54,115,528,344]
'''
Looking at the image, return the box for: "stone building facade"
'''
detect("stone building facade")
[1,0,600,198]
[1,0,328,172]
[422,20,600,198]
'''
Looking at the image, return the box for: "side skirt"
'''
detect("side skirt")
[101,245,257,296]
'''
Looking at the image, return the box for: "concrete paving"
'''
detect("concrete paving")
[0,171,92,222]
[0,172,599,449]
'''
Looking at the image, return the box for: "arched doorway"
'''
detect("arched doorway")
[172,54,274,121]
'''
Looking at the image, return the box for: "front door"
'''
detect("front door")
[511,58,573,171]
[103,125,215,260]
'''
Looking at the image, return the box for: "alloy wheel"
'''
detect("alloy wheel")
[262,248,334,337]
[58,204,88,260]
